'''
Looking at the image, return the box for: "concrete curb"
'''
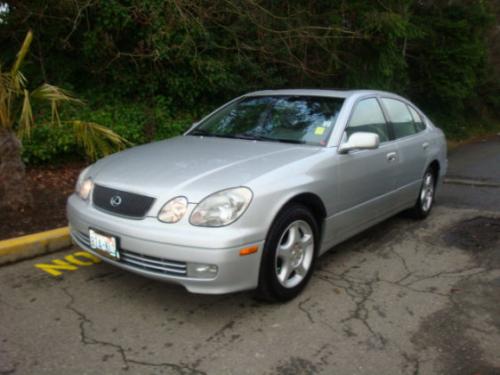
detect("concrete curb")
[444,177,500,188]
[0,227,71,266]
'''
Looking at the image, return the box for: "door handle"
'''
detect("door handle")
[386,152,397,162]
[422,142,429,150]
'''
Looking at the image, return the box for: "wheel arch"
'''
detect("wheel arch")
[428,159,440,184]
[256,192,327,301]
[275,192,327,243]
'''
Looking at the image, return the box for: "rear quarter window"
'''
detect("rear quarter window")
[408,105,426,132]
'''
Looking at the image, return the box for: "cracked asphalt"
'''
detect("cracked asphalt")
[1,136,499,375]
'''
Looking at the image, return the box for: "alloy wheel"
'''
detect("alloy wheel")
[420,172,434,212]
[275,220,314,289]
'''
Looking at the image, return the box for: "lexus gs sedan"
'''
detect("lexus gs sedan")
[68,89,447,301]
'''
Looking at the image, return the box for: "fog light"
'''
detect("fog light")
[187,263,218,279]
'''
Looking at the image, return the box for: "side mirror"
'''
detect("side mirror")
[338,132,380,154]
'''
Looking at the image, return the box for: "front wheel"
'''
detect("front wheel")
[409,168,436,219]
[255,204,319,302]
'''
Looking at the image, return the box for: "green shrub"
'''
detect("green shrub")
[3,0,498,158]
[22,124,79,164]
[23,94,196,164]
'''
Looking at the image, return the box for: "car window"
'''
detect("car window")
[408,105,426,132]
[381,98,417,139]
[346,98,389,143]
[189,95,344,146]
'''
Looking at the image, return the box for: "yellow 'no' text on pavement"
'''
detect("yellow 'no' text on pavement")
[35,251,101,276]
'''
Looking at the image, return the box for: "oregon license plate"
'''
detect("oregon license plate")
[89,229,119,260]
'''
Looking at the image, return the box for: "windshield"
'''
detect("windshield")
[188,95,345,146]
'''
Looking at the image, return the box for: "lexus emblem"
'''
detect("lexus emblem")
[110,195,122,207]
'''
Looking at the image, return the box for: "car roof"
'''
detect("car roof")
[244,88,403,101]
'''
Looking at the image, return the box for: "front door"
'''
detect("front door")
[323,97,399,246]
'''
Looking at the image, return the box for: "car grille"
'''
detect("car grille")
[92,184,155,218]
[72,229,91,248]
[71,230,187,277]
[120,250,187,276]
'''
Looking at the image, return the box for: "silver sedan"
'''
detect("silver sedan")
[67,89,447,301]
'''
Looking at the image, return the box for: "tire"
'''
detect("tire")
[408,167,436,219]
[255,204,319,302]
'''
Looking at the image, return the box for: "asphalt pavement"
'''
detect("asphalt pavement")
[1,136,499,375]
[440,134,500,212]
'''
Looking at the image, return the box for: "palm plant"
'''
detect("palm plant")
[0,30,129,211]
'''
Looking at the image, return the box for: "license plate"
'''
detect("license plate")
[89,229,119,260]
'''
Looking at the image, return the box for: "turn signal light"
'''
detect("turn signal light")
[239,245,259,256]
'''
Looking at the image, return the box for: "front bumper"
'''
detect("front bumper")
[67,194,264,294]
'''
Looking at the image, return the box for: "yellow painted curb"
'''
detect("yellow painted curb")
[0,227,71,265]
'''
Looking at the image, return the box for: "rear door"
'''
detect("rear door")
[380,98,430,204]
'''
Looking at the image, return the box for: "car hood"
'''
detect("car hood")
[91,136,321,203]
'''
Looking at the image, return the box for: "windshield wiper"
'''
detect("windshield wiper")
[188,129,216,137]
[235,133,306,144]
[190,130,306,144]
[189,130,239,140]
[269,137,307,145]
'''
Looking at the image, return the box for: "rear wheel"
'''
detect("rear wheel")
[255,204,319,302]
[409,168,436,219]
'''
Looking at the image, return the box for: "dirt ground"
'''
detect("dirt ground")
[0,162,85,240]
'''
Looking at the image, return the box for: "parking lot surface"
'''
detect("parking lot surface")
[1,137,499,374]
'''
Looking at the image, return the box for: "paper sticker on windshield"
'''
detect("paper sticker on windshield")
[314,127,326,136]
[322,120,332,128]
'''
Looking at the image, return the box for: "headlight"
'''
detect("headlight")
[76,178,93,200]
[158,196,188,223]
[190,187,252,227]
[75,167,93,201]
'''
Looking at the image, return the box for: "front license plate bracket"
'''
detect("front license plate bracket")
[89,228,120,260]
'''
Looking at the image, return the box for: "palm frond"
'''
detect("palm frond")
[0,70,16,129]
[69,120,132,161]
[12,70,27,92]
[31,83,82,104]
[32,83,82,128]
[18,89,34,139]
[10,30,33,79]
[51,100,61,126]
[1,63,28,129]
[1,30,132,160]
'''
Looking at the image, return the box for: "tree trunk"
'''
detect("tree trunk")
[0,128,33,211]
